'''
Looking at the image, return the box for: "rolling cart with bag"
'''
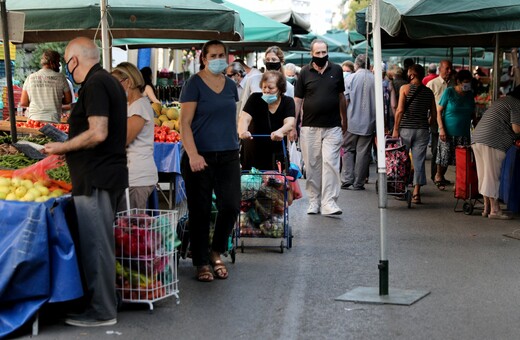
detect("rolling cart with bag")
[377,137,412,208]
[453,145,482,215]
[237,135,295,253]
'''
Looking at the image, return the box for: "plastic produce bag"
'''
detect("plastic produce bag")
[241,167,263,200]
[12,155,65,182]
[289,142,301,171]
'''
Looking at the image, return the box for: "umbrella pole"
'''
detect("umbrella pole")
[1,0,17,142]
[100,0,111,70]
[336,0,429,305]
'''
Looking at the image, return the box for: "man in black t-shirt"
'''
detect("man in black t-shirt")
[290,39,347,215]
[44,37,128,327]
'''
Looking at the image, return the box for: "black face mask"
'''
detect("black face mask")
[312,55,328,68]
[265,62,282,71]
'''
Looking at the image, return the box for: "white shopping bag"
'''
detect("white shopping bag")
[289,141,302,170]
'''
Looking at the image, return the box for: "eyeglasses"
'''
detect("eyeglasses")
[226,73,236,78]
[119,78,127,84]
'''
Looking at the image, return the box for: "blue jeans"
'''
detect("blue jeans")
[181,150,241,267]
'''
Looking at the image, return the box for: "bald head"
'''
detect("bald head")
[64,37,101,84]
[65,37,100,64]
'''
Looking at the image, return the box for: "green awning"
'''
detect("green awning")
[351,41,485,59]
[112,1,291,49]
[284,51,354,67]
[359,0,520,47]
[292,32,349,53]
[8,0,244,43]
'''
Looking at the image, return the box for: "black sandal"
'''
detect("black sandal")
[434,181,446,191]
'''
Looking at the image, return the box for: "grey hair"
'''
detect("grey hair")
[355,54,370,69]
[285,63,297,73]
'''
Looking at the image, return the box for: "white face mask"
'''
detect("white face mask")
[461,83,472,92]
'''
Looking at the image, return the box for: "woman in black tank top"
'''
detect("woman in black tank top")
[392,64,436,204]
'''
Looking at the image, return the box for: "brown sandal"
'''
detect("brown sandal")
[412,194,422,204]
[210,260,228,280]
[196,265,214,282]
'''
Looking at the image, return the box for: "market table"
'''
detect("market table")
[153,142,185,210]
[0,197,83,338]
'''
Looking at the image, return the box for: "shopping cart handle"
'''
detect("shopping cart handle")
[250,134,272,138]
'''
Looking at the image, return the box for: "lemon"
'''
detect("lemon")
[28,187,42,198]
[0,177,11,187]
[15,186,27,198]
[21,179,34,189]
[6,193,17,201]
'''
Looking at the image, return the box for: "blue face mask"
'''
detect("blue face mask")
[207,58,228,75]
[286,76,296,85]
[262,93,278,104]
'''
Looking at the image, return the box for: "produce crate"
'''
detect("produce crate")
[114,209,179,310]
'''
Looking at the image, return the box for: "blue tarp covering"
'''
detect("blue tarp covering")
[0,197,83,338]
[154,142,183,174]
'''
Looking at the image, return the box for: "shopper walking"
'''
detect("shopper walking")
[342,54,376,191]
[43,37,128,327]
[426,59,453,185]
[290,39,346,215]
[392,64,436,204]
[180,40,241,282]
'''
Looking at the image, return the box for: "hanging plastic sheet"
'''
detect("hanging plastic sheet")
[0,197,83,338]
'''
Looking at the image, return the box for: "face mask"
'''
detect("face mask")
[265,62,281,71]
[343,71,351,78]
[65,58,78,85]
[207,58,228,75]
[461,83,472,92]
[262,93,278,104]
[312,55,328,68]
[286,76,296,85]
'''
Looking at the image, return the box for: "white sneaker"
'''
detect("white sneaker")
[321,204,342,216]
[307,203,320,214]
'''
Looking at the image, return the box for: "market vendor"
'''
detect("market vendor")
[20,50,72,123]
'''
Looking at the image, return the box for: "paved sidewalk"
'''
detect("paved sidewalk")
[15,162,520,340]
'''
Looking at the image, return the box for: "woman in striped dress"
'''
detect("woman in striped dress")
[472,85,520,219]
[392,64,437,204]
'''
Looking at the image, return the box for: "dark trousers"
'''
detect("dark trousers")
[181,150,241,267]
[73,187,122,320]
[430,131,439,181]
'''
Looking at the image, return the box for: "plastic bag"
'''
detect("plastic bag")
[12,155,65,182]
[289,142,302,171]
[241,167,263,200]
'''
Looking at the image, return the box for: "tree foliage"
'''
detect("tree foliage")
[338,0,370,31]
[29,42,68,69]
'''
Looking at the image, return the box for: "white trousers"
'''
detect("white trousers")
[472,143,506,199]
[300,126,343,209]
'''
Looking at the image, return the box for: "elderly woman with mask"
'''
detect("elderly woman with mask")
[238,70,295,171]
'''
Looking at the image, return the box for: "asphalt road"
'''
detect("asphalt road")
[13,162,520,340]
